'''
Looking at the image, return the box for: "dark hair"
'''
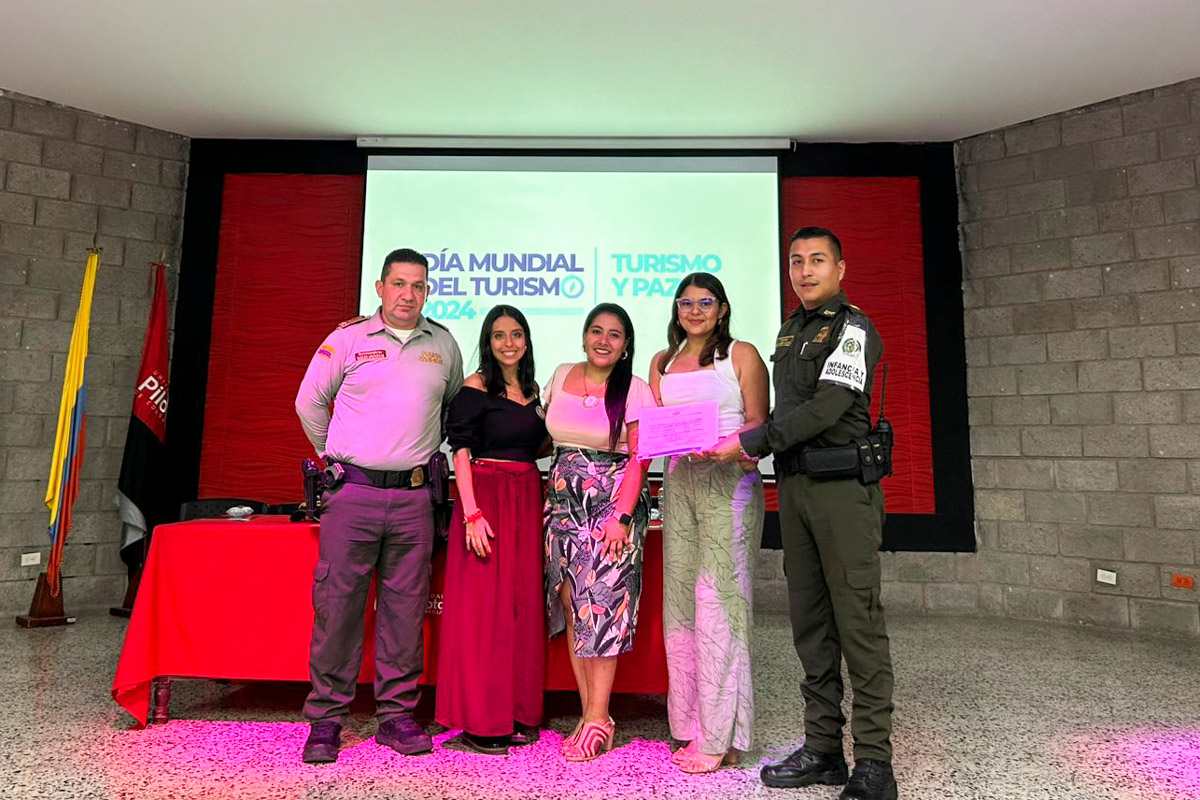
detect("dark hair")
[476,305,537,401]
[789,226,843,261]
[657,272,733,375]
[584,303,635,451]
[380,248,429,282]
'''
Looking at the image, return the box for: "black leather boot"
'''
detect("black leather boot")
[839,758,898,800]
[760,745,849,788]
[301,720,342,764]
[375,715,433,755]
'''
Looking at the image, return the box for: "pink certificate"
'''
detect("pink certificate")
[636,401,719,460]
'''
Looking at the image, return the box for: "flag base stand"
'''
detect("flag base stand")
[109,566,141,618]
[15,572,76,628]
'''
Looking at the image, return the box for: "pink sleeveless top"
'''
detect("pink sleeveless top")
[543,362,657,453]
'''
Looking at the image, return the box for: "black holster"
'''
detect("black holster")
[797,443,860,479]
[427,451,452,541]
[790,425,893,485]
[855,427,893,485]
[299,459,323,521]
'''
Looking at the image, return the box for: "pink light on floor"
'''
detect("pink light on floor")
[88,720,759,799]
[1063,727,1200,800]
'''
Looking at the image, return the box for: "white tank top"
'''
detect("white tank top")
[659,342,745,437]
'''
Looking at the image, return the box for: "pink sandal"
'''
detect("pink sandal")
[564,717,615,762]
[561,719,585,754]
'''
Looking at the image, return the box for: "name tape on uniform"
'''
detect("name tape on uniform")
[818,323,868,392]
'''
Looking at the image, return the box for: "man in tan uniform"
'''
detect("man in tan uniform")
[295,247,463,763]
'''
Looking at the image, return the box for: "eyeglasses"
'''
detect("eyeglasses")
[675,298,717,313]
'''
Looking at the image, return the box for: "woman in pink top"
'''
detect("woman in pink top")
[542,303,657,762]
[649,273,769,774]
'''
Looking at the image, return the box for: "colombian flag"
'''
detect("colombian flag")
[44,249,101,595]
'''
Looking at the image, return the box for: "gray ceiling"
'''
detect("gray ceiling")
[3,1,1199,141]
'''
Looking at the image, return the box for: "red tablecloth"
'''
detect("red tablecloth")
[112,516,667,727]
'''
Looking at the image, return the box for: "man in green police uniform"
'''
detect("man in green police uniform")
[709,226,896,800]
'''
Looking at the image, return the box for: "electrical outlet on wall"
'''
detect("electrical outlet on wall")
[21,552,41,567]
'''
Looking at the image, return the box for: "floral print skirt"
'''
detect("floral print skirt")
[544,447,650,658]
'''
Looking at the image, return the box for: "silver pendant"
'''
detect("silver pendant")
[582,394,599,408]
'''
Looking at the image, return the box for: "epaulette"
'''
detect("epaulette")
[336,315,368,329]
[425,317,450,332]
[848,303,862,312]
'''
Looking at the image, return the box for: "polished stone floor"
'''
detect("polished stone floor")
[2,611,1198,799]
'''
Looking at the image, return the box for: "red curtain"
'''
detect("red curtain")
[780,177,935,514]
[198,174,364,503]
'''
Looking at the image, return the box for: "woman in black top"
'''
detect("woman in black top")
[435,305,548,755]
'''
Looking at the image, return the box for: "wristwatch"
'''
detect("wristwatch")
[617,512,633,527]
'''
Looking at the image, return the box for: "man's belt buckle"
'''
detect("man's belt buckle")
[410,466,425,488]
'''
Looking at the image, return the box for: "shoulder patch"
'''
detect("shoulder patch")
[336,315,368,329]
[818,322,869,393]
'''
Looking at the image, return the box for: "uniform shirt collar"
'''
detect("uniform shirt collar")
[364,308,434,339]
[804,291,849,321]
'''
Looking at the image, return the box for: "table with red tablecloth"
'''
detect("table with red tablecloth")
[111,515,667,727]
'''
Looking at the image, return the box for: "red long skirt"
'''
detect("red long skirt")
[434,459,546,736]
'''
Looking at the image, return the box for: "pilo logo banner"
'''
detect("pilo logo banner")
[133,370,169,442]
[117,262,172,574]
[130,274,170,441]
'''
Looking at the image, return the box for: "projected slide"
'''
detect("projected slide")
[362,155,780,401]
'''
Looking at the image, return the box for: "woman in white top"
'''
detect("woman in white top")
[648,273,769,774]
[543,303,657,762]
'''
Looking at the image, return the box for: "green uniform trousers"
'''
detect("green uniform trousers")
[777,472,894,762]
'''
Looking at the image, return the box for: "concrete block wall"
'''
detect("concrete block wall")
[0,88,187,614]
[889,76,1200,636]
[758,77,1200,638]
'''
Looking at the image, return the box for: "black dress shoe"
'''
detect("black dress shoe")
[442,732,511,755]
[839,759,898,800]
[301,720,342,764]
[760,745,848,788]
[509,723,540,746]
[376,715,433,755]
